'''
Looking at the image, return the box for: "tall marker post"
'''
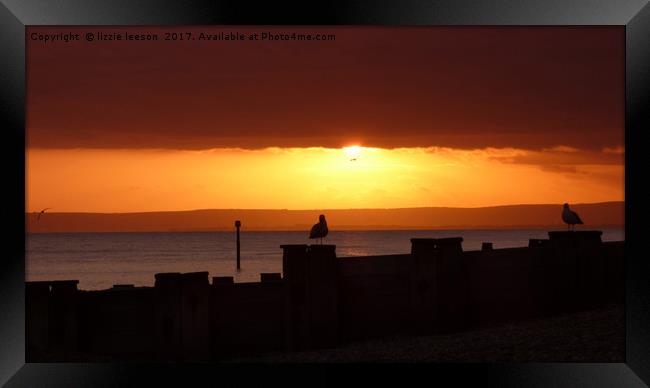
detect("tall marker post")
[235,220,241,270]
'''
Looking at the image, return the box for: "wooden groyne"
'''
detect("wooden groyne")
[26,230,624,361]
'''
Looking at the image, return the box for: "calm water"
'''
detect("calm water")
[26,229,624,290]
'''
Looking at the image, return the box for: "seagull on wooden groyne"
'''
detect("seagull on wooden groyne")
[309,214,329,244]
[37,208,52,222]
[562,203,583,231]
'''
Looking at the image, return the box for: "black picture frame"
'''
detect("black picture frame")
[1,0,649,386]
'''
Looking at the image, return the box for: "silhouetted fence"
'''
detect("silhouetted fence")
[26,230,624,361]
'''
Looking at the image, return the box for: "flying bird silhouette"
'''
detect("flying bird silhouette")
[350,158,357,161]
[309,214,329,244]
[37,208,52,222]
[562,203,583,231]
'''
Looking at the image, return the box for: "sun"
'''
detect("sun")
[344,145,362,158]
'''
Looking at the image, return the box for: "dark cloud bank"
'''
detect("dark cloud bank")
[27,26,623,151]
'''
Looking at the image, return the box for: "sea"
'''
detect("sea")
[26,228,625,290]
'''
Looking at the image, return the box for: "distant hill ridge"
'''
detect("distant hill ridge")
[26,202,624,233]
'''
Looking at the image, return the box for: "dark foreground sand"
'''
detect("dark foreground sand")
[229,305,624,363]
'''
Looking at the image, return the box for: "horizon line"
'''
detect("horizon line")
[25,200,624,214]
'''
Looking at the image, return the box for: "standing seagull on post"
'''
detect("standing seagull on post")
[309,214,329,244]
[562,203,583,231]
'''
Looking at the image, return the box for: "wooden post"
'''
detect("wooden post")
[26,281,51,359]
[306,244,339,349]
[48,280,80,357]
[235,220,241,270]
[410,238,466,334]
[281,244,309,351]
[281,244,338,351]
[180,272,210,361]
[547,231,604,311]
[154,272,182,361]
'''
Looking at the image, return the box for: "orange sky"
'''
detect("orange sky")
[26,146,623,212]
[26,27,624,213]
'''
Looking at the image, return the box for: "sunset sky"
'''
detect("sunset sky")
[26,26,624,213]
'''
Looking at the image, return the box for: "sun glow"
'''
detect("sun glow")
[26,146,624,213]
[344,145,362,158]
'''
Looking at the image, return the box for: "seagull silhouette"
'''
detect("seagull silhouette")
[561,203,583,231]
[350,158,357,161]
[37,208,52,222]
[309,214,329,244]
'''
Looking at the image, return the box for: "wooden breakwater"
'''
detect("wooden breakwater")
[26,230,624,361]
